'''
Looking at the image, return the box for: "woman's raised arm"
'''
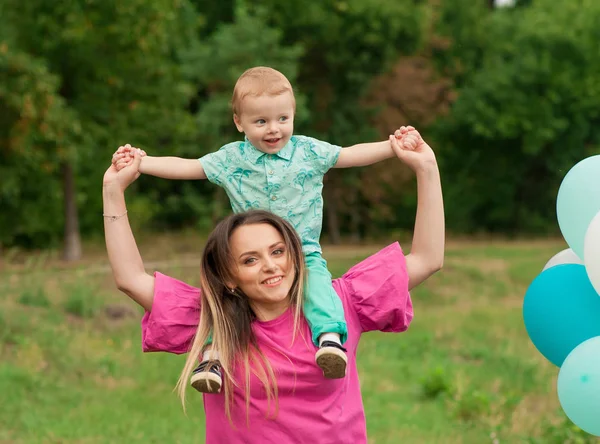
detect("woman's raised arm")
[390,131,445,290]
[103,149,155,311]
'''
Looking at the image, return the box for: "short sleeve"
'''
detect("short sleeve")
[301,136,341,175]
[340,243,413,333]
[141,272,201,354]
[199,142,238,186]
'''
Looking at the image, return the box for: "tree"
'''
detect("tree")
[432,0,600,233]
[1,0,198,258]
[0,45,79,255]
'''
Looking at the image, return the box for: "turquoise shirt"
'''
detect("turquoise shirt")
[199,135,341,254]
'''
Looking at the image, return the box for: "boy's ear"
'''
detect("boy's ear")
[233,114,244,133]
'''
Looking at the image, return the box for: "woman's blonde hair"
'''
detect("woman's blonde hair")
[176,210,306,424]
[231,66,296,116]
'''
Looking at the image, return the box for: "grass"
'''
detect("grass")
[0,235,598,443]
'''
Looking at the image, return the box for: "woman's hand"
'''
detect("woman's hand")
[391,127,437,173]
[111,144,147,172]
[103,147,143,192]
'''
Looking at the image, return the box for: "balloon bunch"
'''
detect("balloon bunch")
[523,155,600,436]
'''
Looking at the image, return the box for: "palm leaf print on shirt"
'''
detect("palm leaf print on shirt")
[286,209,301,229]
[293,169,314,194]
[263,182,281,196]
[244,200,260,210]
[228,168,252,194]
[212,158,230,184]
[300,139,327,162]
[307,195,322,217]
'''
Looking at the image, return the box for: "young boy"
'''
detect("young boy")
[113,67,419,393]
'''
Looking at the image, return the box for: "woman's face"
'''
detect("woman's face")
[229,223,296,321]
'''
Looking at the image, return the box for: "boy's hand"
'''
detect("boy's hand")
[393,126,417,150]
[389,128,437,172]
[112,144,146,172]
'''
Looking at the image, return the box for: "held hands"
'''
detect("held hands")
[390,126,437,172]
[103,147,144,191]
[112,144,147,172]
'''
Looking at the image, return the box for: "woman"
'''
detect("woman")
[103,132,444,443]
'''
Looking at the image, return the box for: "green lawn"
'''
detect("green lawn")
[1,237,598,443]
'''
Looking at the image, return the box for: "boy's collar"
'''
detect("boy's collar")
[244,136,294,162]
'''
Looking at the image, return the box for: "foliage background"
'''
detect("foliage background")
[3,0,598,258]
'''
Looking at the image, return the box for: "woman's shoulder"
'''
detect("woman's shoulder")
[332,243,413,334]
[334,243,405,284]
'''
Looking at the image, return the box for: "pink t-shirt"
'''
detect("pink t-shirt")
[141,243,413,444]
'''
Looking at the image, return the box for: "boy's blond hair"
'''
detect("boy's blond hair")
[231,67,296,115]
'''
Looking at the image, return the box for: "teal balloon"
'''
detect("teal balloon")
[557,336,600,436]
[523,264,600,367]
[557,155,600,258]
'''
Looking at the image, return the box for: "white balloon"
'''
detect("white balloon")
[542,248,583,272]
[584,211,600,296]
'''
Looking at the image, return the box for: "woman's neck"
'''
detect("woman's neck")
[250,299,291,322]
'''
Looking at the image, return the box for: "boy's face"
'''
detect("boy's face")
[234,92,295,154]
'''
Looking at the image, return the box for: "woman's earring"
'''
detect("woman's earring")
[229,288,236,294]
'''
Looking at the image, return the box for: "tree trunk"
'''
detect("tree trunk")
[62,161,82,261]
